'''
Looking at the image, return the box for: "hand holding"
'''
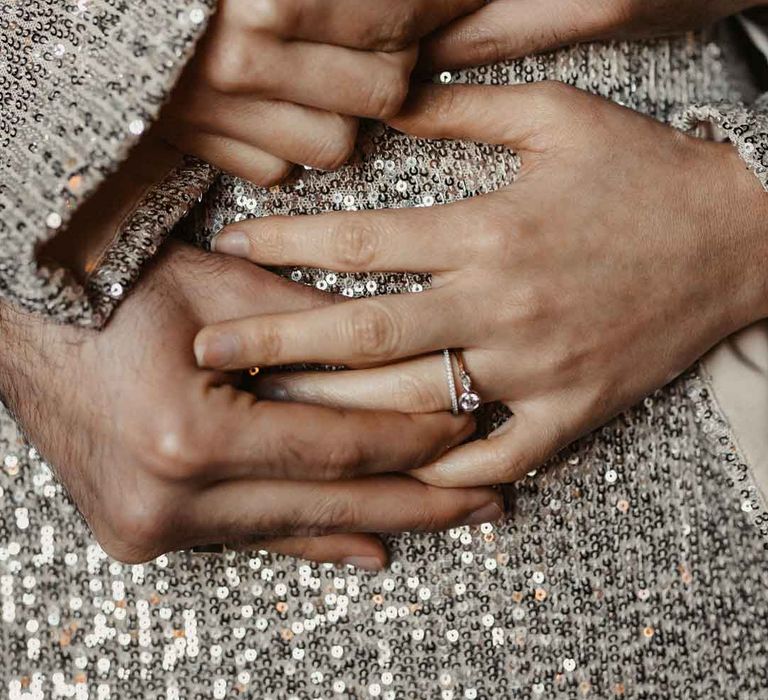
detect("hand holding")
[0,243,501,565]
[199,82,768,487]
[160,0,483,184]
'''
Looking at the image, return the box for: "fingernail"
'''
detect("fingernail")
[194,332,238,368]
[257,382,289,401]
[211,230,250,258]
[341,556,384,571]
[462,501,503,526]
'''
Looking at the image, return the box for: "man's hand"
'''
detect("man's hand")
[0,243,502,566]
[422,0,758,70]
[160,0,483,184]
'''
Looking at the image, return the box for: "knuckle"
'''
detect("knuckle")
[307,123,357,171]
[248,0,286,30]
[474,224,514,264]
[346,303,400,360]
[247,320,284,365]
[102,491,178,563]
[239,226,283,260]
[496,283,547,327]
[364,70,410,119]
[461,23,509,65]
[416,508,445,533]
[392,374,445,413]
[318,439,365,480]
[549,339,589,377]
[332,221,380,269]
[375,7,420,50]
[307,496,358,533]
[203,44,250,93]
[249,159,293,187]
[487,441,524,478]
[140,414,208,482]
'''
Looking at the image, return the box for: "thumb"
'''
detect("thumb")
[231,533,390,571]
[421,0,606,71]
[388,82,571,152]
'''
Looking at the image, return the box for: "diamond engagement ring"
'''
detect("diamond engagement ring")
[453,350,482,414]
[442,349,482,414]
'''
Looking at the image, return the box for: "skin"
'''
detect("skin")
[159,0,484,184]
[420,0,762,70]
[197,82,768,488]
[0,243,503,566]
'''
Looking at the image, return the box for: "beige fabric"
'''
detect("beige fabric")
[0,1,215,327]
[705,323,768,501]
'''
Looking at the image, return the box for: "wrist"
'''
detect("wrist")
[0,301,32,413]
[702,141,768,334]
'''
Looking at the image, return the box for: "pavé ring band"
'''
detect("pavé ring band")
[442,349,460,415]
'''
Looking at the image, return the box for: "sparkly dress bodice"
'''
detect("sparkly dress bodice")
[4,30,768,700]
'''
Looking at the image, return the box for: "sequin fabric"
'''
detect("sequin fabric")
[3,12,768,700]
[673,94,768,188]
[0,0,214,327]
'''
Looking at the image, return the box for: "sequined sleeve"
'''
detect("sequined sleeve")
[0,0,216,328]
[672,94,768,191]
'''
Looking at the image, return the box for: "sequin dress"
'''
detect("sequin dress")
[3,3,768,699]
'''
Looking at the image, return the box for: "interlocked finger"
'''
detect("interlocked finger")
[256,351,503,413]
[240,0,486,51]
[195,288,480,371]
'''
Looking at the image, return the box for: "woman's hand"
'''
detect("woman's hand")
[196,82,768,487]
[422,0,758,70]
[160,0,482,184]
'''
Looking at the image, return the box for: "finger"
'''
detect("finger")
[189,253,334,322]
[194,289,476,370]
[170,129,294,186]
[247,0,486,51]
[198,385,475,481]
[210,198,477,272]
[190,475,505,546]
[257,352,504,413]
[411,400,573,487]
[422,0,602,70]
[210,34,417,120]
[165,96,359,172]
[389,82,578,151]
[230,533,389,570]
[275,43,417,119]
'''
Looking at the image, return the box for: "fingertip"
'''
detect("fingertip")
[461,498,504,526]
[344,536,390,570]
[193,331,208,368]
[194,329,239,369]
[409,453,477,488]
[256,377,290,402]
[211,230,251,259]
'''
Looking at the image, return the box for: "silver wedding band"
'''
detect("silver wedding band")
[442,349,482,415]
[443,349,460,415]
